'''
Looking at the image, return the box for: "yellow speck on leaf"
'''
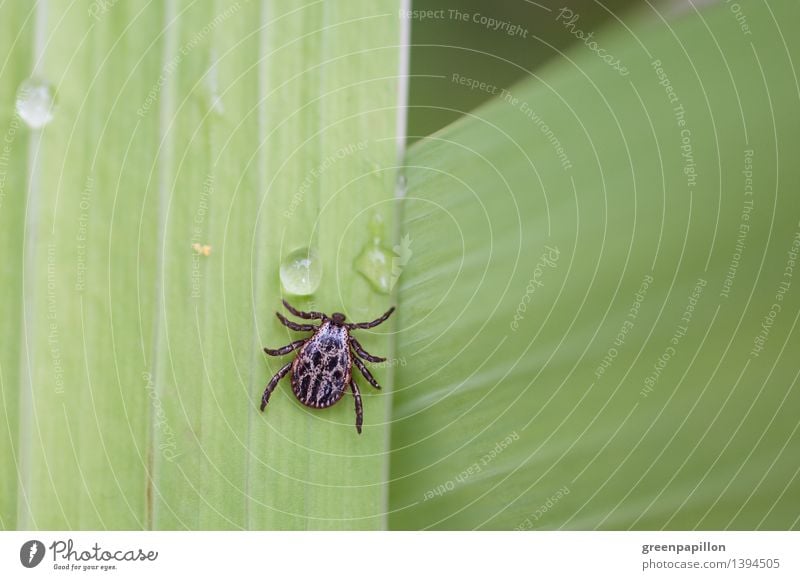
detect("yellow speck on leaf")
[192,243,212,256]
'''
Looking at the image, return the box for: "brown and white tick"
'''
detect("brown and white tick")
[260,300,395,434]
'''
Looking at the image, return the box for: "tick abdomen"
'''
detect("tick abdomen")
[291,321,352,408]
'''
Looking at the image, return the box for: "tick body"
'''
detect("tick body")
[260,300,395,434]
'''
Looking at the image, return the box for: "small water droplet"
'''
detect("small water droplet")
[355,243,393,294]
[395,172,407,198]
[206,52,224,115]
[355,214,393,294]
[15,79,55,129]
[280,247,322,295]
[368,212,385,236]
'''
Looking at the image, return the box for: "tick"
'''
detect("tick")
[260,300,395,434]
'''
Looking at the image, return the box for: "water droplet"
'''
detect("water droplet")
[15,79,55,129]
[395,172,407,198]
[280,247,322,295]
[368,212,386,236]
[206,52,224,115]
[355,243,393,294]
[355,214,393,294]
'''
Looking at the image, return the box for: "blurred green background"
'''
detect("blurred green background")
[407,0,643,138]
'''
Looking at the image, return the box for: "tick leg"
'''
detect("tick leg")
[350,379,363,434]
[347,306,395,329]
[349,336,386,362]
[260,361,292,411]
[353,356,382,390]
[276,312,317,332]
[264,339,306,356]
[282,299,325,320]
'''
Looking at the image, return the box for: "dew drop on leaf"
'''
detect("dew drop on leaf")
[395,172,407,198]
[206,51,224,115]
[355,213,393,294]
[15,79,55,129]
[280,247,322,295]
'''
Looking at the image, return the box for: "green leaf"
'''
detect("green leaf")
[389,0,800,529]
[6,0,403,530]
[150,0,400,531]
[11,0,163,529]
